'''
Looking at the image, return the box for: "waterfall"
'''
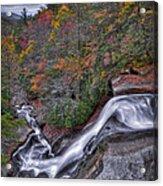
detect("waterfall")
[12,94,157,178]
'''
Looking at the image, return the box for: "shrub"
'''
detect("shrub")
[1,113,26,141]
[46,71,109,128]
[47,98,94,128]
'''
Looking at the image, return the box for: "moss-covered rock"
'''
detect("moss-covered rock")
[1,112,29,176]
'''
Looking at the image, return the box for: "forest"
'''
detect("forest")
[1,2,157,175]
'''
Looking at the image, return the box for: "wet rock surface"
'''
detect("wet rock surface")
[96,145,157,180]
[31,99,48,126]
[5,84,157,180]
[111,64,157,95]
[75,131,157,180]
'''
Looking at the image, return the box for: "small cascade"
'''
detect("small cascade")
[12,94,157,178]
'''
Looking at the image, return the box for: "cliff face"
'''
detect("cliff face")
[75,132,157,180]
[111,64,157,95]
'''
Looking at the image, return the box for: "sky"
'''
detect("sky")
[1,4,47,16]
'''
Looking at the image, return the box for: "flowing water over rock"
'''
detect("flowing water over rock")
[11,94,157,179]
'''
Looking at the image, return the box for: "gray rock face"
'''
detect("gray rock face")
[32,105,48,126]
[10,86,28,106]
[96,145,157,181]
[75,130,157,181]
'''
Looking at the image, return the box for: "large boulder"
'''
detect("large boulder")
[111,64,157,95]
[76,131,157,180]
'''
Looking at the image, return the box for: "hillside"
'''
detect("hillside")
[1,2,157,178]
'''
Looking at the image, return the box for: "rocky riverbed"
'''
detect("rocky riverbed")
[2,61,158,180]
[4,93,157,181]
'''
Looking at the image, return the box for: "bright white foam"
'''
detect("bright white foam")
[13,94,157,178]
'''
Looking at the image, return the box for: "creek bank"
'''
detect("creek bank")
[111,64,157,95]
[3,64,157,180]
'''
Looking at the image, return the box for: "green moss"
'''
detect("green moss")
[1,153,9,166]
[1,113,27,142]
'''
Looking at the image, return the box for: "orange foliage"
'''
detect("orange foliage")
[30,73,46,92]
[31,74,45,83]
[37,59,47,70]
[60,5,69,12]
[52,57,66,70]
[31,84,39,91]
[52,64,64,70]
[94,9,107,18]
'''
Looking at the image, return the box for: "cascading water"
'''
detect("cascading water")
[12,94,157,178]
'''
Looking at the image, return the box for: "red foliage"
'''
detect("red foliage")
[38,10,53,26]
[30,73,46,92]
[103,52,110,66]
[61,21,76,37]
[20,36,28,50]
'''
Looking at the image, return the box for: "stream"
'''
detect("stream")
[12,94,157,178]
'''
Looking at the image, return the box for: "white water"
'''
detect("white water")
[12,94,157,178]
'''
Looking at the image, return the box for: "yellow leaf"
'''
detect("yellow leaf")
[60,5,69,12]
[51,20,60,29]
[25,45,33,55]
[98,18,104,24]
[30,84,38,91]
[48,30,56,42]
[100,71,106,80]
[107,24,113,32]
[19,51,25,63]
